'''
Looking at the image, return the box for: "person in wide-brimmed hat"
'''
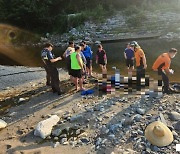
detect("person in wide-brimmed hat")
[145,121,174,147]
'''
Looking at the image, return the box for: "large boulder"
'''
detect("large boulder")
[34,115,60,139]
[0,119,7,129]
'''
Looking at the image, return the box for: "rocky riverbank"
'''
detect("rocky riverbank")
[0,66,179,154]
[38,10,180,47]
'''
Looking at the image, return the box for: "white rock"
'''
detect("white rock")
[18,98,26,103]
[0,119,7,129]
[34,115,60,139]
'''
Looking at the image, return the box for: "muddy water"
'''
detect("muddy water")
[0,39,179,82]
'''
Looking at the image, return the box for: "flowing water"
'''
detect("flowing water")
[0,39,179,82]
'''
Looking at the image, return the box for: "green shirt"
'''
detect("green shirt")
[71,52,83,70]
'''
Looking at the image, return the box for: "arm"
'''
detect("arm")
[140,50,147,69]
[124,52,127,59]
[142,55,147,68]
[104,51,107,64]
[50,57,62,63]
[81,52,87,64]
[63,50,67,58]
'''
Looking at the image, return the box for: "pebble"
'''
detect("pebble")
[75,129,81,135]
[133,114,142,122]
[52,128,62,137]
[18,98,26,103]
[96,137,102,146]
[169,112,180,121]
[151,146,159,152]
[60,138,67,144]
[108,134,115,140]
[80,138,89,144]
[54,137,59,141]
[136,108,146,115]
[159,106,163,111]
[172,131,178,139]
[173,120,180,131]
[70,115,83,122]
[53,142,60,148]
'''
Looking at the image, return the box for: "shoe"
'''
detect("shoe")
[57,90,64,95]
[57,92,62,95]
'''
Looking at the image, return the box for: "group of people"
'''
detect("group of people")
[41,40,177,95]
[41,41,107,94]
[124,41,177,94]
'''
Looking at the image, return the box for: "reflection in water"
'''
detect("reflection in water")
[0,24,40,66]
[0,31,179,82]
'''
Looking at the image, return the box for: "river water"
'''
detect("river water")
[0,39,179,82]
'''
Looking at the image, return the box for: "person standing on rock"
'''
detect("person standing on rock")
[131,41,147,91]
[152,48,177,94]
[63,41,75,84]
[70,45,85,91]
[41,43,62,95]
[124,43,134,73]
[96,44,107,74]
[81,41,93,77]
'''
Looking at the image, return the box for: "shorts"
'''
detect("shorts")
[71,69,83,78]
[98,62,106,66]
[126,59,134,67]
[86,57,92,69]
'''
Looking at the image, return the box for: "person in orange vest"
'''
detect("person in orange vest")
[130,41,147,91]
[152,48,177,94]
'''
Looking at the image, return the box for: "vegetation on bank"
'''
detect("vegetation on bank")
[0,0,179,34]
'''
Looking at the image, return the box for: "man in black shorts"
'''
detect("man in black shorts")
[124,43,134,72]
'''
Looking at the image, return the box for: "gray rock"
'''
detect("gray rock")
[174,121,180,131]
[80,138,89,144]
[169,112,180,121]
[136,108,146,115]
[52,128,62,137]
[137,130,144,135]
[133,114,142,122]
[60,138,67,144]
[75,129,81,135]
[60,134,67,138]
[159,106,163,111]
[70,114,83,122]
[172,131,178,139]
[151,146,159,152]
[53,142,60,148]
[54,137,59,141]
[108,134,115,140]
[123,118,134,126]
[96,137,102,146]
[101,125,109,134]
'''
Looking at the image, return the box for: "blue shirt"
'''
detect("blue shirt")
[82,45,93,59]
[124,48,134,59]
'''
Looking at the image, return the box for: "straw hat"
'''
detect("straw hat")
[145,121,174,147]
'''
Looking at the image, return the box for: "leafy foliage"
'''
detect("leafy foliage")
[0,0,179,34]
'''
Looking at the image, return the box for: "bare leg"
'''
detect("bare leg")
[74,77,78,90]
[79,78,85,90]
